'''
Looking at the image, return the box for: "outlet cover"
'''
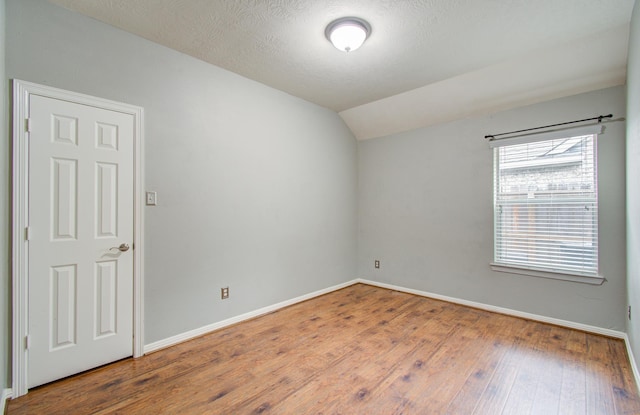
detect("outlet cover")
[146,191,157,206]
[221,287,229,300]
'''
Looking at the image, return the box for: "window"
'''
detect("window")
[492,130,600,282]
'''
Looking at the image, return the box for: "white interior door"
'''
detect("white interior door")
[27,94,135,388]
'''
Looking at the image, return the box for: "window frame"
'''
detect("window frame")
[490,125,604,285]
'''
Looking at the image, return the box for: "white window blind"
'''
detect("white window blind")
[493,131,599,277]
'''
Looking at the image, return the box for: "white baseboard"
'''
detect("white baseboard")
[143,277,639,393]
[356,278,626,339]
[2,388,13,414]
[145,277,627,354]
[623,334,640,395]
[144,279,359,354]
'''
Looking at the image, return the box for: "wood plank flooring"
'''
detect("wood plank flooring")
[7,283,640,414]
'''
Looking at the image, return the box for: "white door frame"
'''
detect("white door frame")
[11,80,145,397]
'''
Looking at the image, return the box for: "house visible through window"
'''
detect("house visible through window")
[492,132,599,279]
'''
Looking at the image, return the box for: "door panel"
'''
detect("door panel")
[95,260,118,338]
[28,95,134,388]
[51,158,78,240]
[50,264,77,350]
[96,162,118,238]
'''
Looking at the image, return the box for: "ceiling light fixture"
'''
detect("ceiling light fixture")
[325,17,371,52]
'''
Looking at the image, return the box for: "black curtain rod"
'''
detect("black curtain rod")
[484,114,613,140]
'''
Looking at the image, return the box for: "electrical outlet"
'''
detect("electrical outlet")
[145,191,157,206]
[221,287,229,300]
[375,260,380,269]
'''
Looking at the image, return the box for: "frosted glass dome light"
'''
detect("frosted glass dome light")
[325,17,371,52]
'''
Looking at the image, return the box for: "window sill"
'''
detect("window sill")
[490,263,605,285]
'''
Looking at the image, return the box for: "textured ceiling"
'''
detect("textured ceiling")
[47,0,634,139]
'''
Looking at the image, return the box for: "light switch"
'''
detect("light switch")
[146,191,157,206]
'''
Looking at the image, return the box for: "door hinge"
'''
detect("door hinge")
[25,118,31,133]
[25,226,31,241]
[25,335,30,350]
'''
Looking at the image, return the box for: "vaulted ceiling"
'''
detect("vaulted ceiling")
[47,0,634,139]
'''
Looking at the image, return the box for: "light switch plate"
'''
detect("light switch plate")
[146,191,157,206]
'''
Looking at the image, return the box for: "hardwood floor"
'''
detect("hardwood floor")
[7,283,640,414]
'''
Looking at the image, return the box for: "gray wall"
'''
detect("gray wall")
[0,0,7,394]
[2,0,636,397]
[627,0,640,365]
[5,0,357,345]
[359,86,627,330]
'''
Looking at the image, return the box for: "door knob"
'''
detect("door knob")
[111,243,130,252]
